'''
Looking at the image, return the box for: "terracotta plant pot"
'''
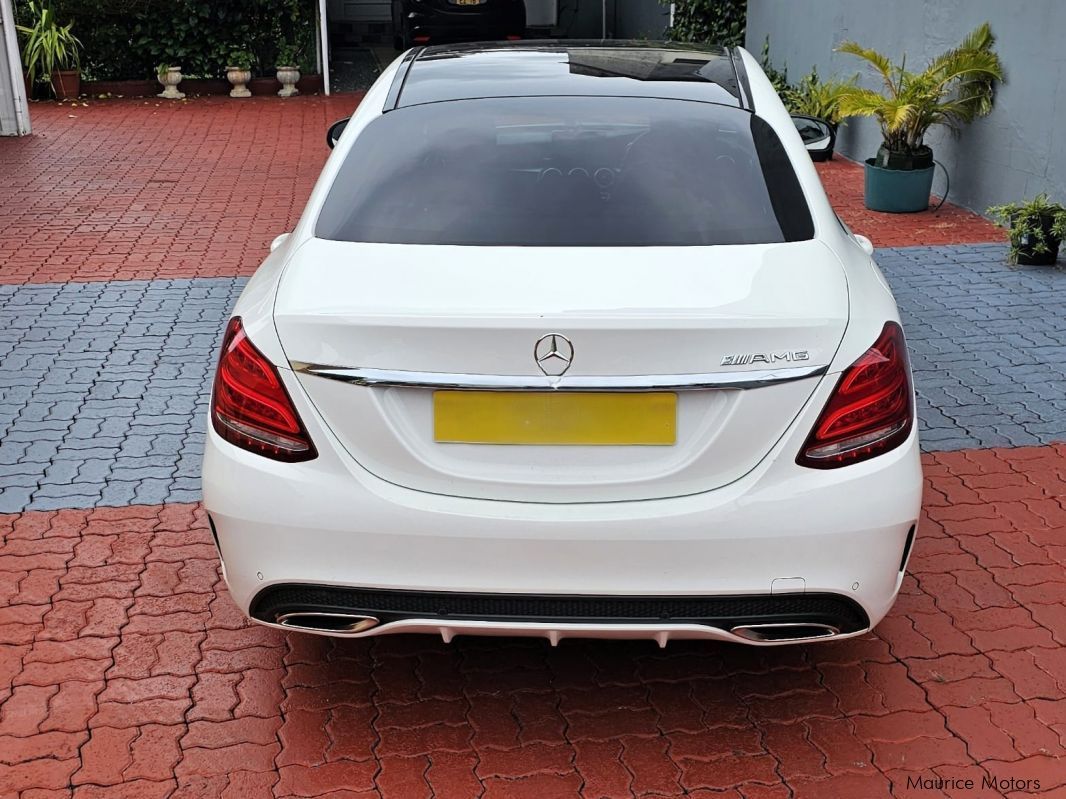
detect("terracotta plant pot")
[226,67,252,98]
[157,66,185,99]
[276,66,300,98]
[50,69,80,100]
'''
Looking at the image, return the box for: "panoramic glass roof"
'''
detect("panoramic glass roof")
[397,42,743,109]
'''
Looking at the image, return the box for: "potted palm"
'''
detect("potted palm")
[275,43,301,98]
[16,1,82,100]
[836,23,1003,213]
[987,194,1066,266]
[226,50,254,98]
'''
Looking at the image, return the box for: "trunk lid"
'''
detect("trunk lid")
[274,239,847,502]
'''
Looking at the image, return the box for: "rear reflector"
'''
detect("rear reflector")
[211,317,317,462]
[797,322,913,469]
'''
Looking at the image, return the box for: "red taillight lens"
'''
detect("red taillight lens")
[797,322,913,469]
[211,317,317,462]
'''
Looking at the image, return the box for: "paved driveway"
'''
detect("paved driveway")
[1,97,1065,798]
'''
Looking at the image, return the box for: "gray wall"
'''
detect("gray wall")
[745,0,1066,215]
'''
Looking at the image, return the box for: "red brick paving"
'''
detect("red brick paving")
[816,157,1002,248]
[2,446,1066,796]
[0,96,360,285]
[0,99,1001,286]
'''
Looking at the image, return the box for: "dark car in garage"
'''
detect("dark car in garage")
[392,0,526,49]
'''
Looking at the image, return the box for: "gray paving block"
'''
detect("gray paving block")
[878,244,1066,452]
[2,251,1065,514]
[0,277,245,512]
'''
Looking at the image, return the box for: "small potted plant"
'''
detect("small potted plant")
[836,23,1003,213]
[225,50,254,98]
[988,194,1066,266]
[276,43,301,98]
[16,1,82,100]
[156,63,185,100]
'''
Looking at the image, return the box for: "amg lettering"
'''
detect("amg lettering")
[721,351,810,367]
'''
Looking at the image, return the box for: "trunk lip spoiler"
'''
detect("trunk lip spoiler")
[289,362,828,392]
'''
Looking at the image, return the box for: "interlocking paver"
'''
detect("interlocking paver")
[0,95,362,285]
[0,278,243,512]
[0,446,1064,795]
[2,83,1065,799]
[1,241,1063,513]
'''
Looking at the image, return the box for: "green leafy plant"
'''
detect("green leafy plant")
[16,1,82,86]
[276,43,300,67]
[835,22,1004,158]
[758,36,789,99]
[156,62,174,78]
[15,0,318,81]
[987,194,1066,264]
[664,0,746,47]
[784,67,857,127]
[226,49,254,71]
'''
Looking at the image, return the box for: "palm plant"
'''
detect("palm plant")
[785,67,857,127]
[16,2,82,88]
[835,23,1003,161]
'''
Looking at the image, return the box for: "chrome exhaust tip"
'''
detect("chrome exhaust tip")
[730,622,840,643]
[275,611,379,634]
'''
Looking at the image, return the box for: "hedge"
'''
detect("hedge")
[665,0,746,47]
[14,0,318,81]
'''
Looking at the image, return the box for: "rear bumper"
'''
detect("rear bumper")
[203,366,923,645]
[249,584,871,645]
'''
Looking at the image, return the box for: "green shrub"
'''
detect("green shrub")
[988,194,1066,264]
[664,0,746,47]
[784,67,857,126]
[757,35,788,97]
[15,0,317,81]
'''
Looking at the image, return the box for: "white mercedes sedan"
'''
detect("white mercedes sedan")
[203,41,923,646]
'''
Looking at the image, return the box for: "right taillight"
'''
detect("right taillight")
[211,317,317,463]
[797,322,913,469]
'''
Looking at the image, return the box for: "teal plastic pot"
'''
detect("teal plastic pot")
[863,159,935,213]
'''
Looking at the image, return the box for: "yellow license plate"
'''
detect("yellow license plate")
[455,0,483,5]
[433,391,677,445]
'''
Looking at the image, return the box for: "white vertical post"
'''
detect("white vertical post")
[319,0,331,95]
[0,0,31,135]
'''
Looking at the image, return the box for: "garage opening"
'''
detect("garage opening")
[323,0,394,92]
[319,0,573,93]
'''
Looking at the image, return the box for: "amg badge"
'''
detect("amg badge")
[721,351,810,366]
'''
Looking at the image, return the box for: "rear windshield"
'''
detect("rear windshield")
[316,96,814,246]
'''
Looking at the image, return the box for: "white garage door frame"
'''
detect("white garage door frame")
[1,0,31,134]
[318,0,331,95]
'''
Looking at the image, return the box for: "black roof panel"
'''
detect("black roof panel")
[396,40,743,109]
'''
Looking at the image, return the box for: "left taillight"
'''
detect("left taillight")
[211,317,317,462]
[797,321,914,469]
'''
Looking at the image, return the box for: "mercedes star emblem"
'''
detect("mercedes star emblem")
[533,333,574,377]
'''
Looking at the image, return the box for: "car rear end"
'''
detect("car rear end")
[202,45,922,646]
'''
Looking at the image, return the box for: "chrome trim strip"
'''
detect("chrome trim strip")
[290,362,828,391]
